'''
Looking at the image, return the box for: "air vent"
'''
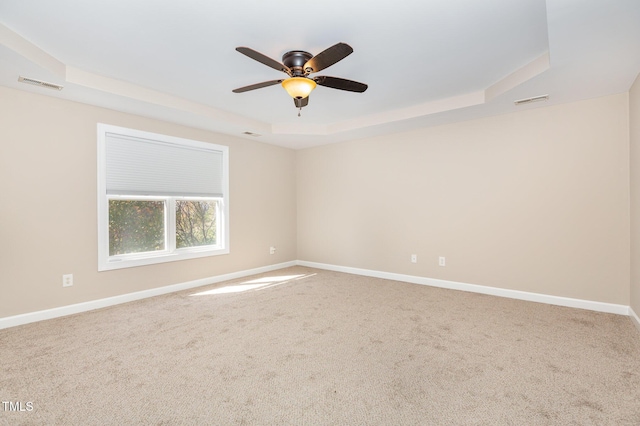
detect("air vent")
[242,131,261,137]
[18,76,64,91]
[514,94,549,106]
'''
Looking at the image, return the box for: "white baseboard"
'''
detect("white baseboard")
[0,261,296,330]
[297,260,630,316]
[2,259,635,331]
[630,307,640,332]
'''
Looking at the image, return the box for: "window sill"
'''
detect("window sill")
[98,247,229,271]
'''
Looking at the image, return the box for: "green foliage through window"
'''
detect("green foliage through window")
[108,199,218,257]
[109,200,165,256]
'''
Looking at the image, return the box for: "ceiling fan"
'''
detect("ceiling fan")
[232,42,368,114]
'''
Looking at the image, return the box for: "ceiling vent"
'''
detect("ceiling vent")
[18,76,64,91]
[514,94,549,106]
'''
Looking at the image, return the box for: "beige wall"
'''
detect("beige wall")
[630,73,640,316]
[297,94,631,304]
[0,86,297,317]
[1,85,635,318]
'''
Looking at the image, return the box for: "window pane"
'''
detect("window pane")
[176,200,217,249]
[109,200,165,256]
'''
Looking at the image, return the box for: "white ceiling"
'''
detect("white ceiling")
[1,0,639,149]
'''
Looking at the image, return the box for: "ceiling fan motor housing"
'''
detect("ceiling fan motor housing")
[282,51,313,75]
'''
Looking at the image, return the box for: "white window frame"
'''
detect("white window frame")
[97,124,229,271]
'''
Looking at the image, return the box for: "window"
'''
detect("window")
[97,124,229,271]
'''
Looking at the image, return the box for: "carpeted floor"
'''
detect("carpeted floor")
[1,266,640,425]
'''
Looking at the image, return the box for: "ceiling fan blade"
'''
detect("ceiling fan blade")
[294,96,309,108]
[232,79,284,93]
[314,76,368,93]
[236,47,291,75]
[304,43,353,73]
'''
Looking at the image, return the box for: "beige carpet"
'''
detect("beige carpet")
[1,266,640,425]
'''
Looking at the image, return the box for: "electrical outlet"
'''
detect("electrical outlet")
[411,254,417,263]
[439,257,446,267]
[269,246,276,255]
[62,274,73,287]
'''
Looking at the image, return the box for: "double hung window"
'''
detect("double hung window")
[97,124,229,271]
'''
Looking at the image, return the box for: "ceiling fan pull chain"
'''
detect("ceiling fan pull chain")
[298,107,302,117]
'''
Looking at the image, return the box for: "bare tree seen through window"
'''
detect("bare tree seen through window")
[176,200,217,248]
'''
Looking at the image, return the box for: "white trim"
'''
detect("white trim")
[0,261,296,330]
[630,307,640,333]
[297,260,630,316]
[2,260,636,331]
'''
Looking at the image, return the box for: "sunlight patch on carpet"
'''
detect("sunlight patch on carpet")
[190,273,315,296]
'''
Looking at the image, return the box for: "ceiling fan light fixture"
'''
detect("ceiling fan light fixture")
[281,77,316,99]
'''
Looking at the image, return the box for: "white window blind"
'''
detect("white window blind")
[105,133,224,197]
